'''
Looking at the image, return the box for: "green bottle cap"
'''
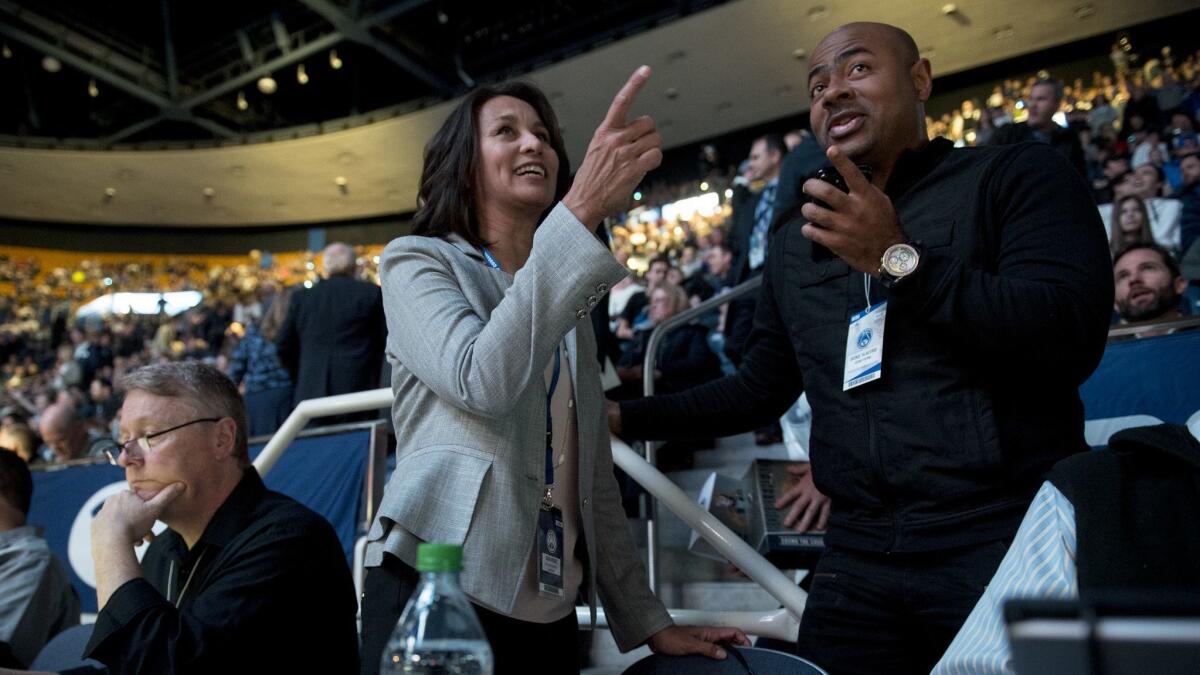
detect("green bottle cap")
[415,543,463,572]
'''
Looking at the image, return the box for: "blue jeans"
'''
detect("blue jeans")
[795,540,1010,674]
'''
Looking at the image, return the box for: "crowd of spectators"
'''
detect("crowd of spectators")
[0,244,386,467]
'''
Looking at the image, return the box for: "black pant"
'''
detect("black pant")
[361,554,581,675]
[795,540,1010,675]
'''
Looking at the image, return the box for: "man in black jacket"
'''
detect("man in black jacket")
[276,242,386,422]
[989,78,1087,176]
[610,22,1113,674]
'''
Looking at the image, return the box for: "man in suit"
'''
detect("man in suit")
[276,242,386,422]
[726,134,786,444]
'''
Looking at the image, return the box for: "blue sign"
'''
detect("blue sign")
[28,429,369,613]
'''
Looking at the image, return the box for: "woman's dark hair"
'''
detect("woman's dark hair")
[411,81,571,248]
[1110,195,1154,256]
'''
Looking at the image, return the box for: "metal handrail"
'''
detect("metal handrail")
[258,380,804,638]
[640,274,763,591]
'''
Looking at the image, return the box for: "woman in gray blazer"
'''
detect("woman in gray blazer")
[360,70,747,674]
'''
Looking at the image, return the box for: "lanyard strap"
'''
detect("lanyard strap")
[545,346,561,486]
[863,272,871,310]
[480,245,502,270]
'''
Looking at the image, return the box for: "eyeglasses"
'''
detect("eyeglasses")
[108,417,222,465]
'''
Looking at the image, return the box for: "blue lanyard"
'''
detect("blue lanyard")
[480,246,502,270]
[545,346,561,486]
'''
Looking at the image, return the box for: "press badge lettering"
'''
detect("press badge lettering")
[843,301,887,391]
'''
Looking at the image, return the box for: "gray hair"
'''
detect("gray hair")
[120,361,249,465]
[322,242,356,277]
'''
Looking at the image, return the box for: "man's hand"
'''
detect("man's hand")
[799,145,905,275]
[563,66,663,226]
[647,625,750,660]
[606,399,622,435]
[774,463,830,533]
[91,482,184,549]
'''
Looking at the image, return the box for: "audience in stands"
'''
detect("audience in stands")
[615,255,671,341]
[276,242,386,424]
[81,361,359,673]
[0,451,79,668]
[1100,162,1185,252]
[1179,152,1200,257]
[1113,243,1191,336]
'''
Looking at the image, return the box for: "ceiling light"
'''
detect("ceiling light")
[437,10,449,24]
[202,187,215,199]
[334,176,348,187]
[329,49,343,70]
[257,74,277,94]
[633,191,643,201]
[807,6,827,21]
[1,44,11,59]
[792,48,807,60]
[1074,3,1096,18]
[41,55,61,73]
[103,187,116,201]
[992,25,1015,40]
[941,3,958,14]
[700,181,710,191]
[296,63,309,85]
[236,91,248,110]
[665,87,679,99]
[87,79,99,97]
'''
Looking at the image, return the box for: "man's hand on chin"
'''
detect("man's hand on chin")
[91,482,185,608]
[93,482,185,548]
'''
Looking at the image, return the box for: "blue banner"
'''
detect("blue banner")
[1081,330,1200,446]
[28,429,369,614]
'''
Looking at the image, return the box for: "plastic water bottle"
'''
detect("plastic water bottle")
[380,543,495,674]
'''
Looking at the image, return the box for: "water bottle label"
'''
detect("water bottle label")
[537,505,565,598]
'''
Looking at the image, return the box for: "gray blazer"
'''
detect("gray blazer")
[366,203,673,651]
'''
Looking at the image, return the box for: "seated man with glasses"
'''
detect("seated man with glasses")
[64,361,359,674]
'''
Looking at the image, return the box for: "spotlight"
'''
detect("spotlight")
[633,191,642,201]
[41,55,61,72]
[700,181,710,191]
[296,63,309,85]
[329,49,343,70]
[87,79,99,97]
[236,91,248,110]
[257,74,277,94]
[1,44,11,59]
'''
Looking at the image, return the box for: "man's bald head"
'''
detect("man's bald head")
[321,242,356,277]
[38,403,86,461]
[817,22,919,68]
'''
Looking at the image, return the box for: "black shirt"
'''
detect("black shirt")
[622,139,1114,553]
[81,469,359,674]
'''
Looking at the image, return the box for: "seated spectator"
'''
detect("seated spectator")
[1179,152,1200,258]
[225,288,295,437]
[87,378,120,432]
[1113,243,1190,337]
[615,255,671,340]
[81,361,358,673]
[0,450,80,668]
[1099,163,1184,253]
[0,425,35,464]
[35,403,115,464]
[1109,195,1156,256]
[933,424,1200,675]
[613,282,722,399]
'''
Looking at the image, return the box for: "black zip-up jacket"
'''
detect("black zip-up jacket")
[621,138,1114,553]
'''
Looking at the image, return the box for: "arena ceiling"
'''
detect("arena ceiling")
[0,0,1196,228]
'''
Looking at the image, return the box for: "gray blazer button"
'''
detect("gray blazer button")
[576,309,587,319]
[582,497,590,506]
[586,295,598,307]
[596,283,609,294]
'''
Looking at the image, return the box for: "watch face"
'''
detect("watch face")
[884,244,918,276]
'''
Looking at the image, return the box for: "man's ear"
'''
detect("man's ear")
[212,417,237,461]
[1174,275,1189,297]
[911,58,933,102]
